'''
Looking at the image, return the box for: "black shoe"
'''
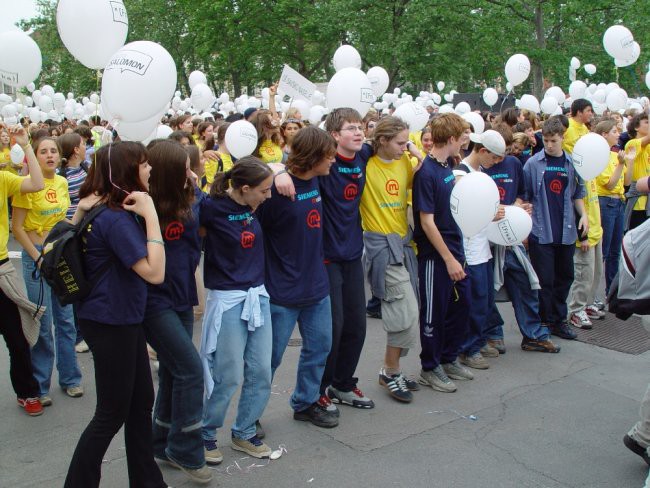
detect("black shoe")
[378,371,413,403]
[403,376,421,391]
[549,322,577,340]
[255,420,265,439]
[624,434,650,465]
[366,309,382,319]
[293,403,339,428]
[521,337,561,353]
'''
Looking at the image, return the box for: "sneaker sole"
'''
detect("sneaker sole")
[417,376,457,393]
[231,443,272,459]
[205,455,223,465]
[378,378,413,403]
[293,412,339,428]
[162,458,212,484]
[570,322,593,330]
[521,344,561,353]
[443,370,474,381]
[624,434,650,465]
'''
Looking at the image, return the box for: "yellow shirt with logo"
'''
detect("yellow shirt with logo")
[203,152,234,193]
[0,172,25,259]
[562,118,589,155]
[625,138,650,210]
[0,148,21,176]
[577,179,603,248]
[360,153,413,237]
[12,175,70,235]
[595,151,625,198]
[258,140,284,164]
[409,131,424,153]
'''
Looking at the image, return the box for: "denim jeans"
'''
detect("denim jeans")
[599,197,624,294]
[461,262,491,356]
[485,247,549,341]
[22,248,81,395]
[202,297,272,441]
[271,296,332,412]
[143,308,204,469]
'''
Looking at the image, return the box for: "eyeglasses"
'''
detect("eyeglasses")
[340,125,364,133]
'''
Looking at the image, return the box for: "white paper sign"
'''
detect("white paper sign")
[278,65,317,103]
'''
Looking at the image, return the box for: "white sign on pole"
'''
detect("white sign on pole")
[278,65,317,103]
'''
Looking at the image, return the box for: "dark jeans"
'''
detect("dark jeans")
[599,197,624,294]
[321,259,367,393]
[64,320,166,488]
[461,262,491,356]
[528,240,575,326]
[144,308,204,469]
[0,288,39,398]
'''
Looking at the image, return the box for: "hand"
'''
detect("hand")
[122,191,156,218]
[580,241,589,252]
[203,150,218,160]
[493,205,506,221]
[578,214,589,237]
[617,151,625,165]
[625,147,637,162]
[445,257,466,281]
[520,202,533,215]
[8,125,28,147]
[275,172,295,201]
[186,168,198,188]
[407,143,424,162]
[269,83,278,97]
[78,193,103,212]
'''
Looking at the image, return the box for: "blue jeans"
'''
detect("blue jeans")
[271,296,332,412]
[485,247,549,341]
[599,197,624,294]
[22,249,81,395]
[202,297,272,441]
[143,308,204,469]
[461,262,491,356]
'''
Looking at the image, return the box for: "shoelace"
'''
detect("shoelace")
[394,374,408,391]
[204,440,218,450]
[318,395,332,407]
[352,387,364,398]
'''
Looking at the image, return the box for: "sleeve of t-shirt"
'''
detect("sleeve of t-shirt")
[515,161,525,200]
[573,174,586,200]
[359,143,374,163]
[412,169,436,214]
[522,161,533,202]
[596,154,617,189]
[1,172,25,199]
[106,213,148,269]
[11,183,33,209]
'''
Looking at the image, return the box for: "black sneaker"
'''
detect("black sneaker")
[378,370,413,403]
[403,376,421,391]
[624,434,650,465]
[549,322,577,340]
[521,337,561,353]
[293,403,339,428]
[366,309,382,319]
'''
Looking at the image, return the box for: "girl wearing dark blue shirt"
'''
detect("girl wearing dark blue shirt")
[65,142,168,488]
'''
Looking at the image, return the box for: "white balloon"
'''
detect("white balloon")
[156,125,174,139]
[308,105,326,125]
[438,104,454,114]
[332,45,361,71]
[584,64,597,75]
[450,172,500,238]
[592,89,606,104]
[432,93,441,105]
[88,93,99,105]
[326,67,374,117]
[571,133,611,180]
[225,120,258,159]
[28,107,40,122]
[53,92,66,110]
[26,82,36,93]
[437,81,445,91]
[603,25,635,60]
[218,92,230,104]
[38,95,53,112]
[444,93,454,103]
[462,112,485,135]
[570,57,581,70]
[188,70,208,90]
[9,144,25,165]
[504,54,531,87]
[605,82,620,95]
[366,66,390,98]
[47,110,60,122]
[101,41,177,123]
[540,97,559,115]
[393,87,401,95]
[483,88,498,107]
[505,82,513,92]
[519,94,540,113]
[646,72,650,91]
[1,104,17,118]
[56,0,128,70]
[606,88,628,112]
[454,101,471,115]
[544,86,565,105]
[0,31,42,88]
[615,41,641,68]
[0,94,13,109]
[117,110,164,142]
[24,96,34,108]
[568,80,587,99]
[190,83,214,112]
[64,106,74,119]
[393,102,429,132]
[85,102,97,115]
[487,206,532,246]
[592,101,607,116]
[40,85,54,97]
[290,99,311,119]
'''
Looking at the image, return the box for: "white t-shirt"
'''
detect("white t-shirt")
[459,159,492,266]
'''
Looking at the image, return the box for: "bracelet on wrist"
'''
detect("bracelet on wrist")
[147,238,164,246]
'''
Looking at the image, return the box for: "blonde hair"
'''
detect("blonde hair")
[371,116,409,154]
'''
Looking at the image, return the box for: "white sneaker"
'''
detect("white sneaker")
[75,340,89,353]
[569,310,593,329]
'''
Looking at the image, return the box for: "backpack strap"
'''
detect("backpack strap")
[80,161,90,173]
[77,205,113,283]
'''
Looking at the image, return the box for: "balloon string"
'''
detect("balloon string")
[94,69,100,167]
[499,89,513,114]
[627,66,642,98]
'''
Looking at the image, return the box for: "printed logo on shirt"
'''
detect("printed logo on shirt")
[228,212,253,225]
[45,189,58,203]
[343,183,358,201]
[240,230,255,249]
[498,186,506,200]
[549,179,563,195]
[385,179,399,196]
[296,189,320,202]
[164,221,185,240]
[306,209,321,228]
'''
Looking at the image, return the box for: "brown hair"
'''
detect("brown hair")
[325,108,363,133]
[211,156,272,198]
[498,107,520,127]
[541,117,566,137]
[286,126,336,175]
[371,116,409,153]
[429,113,466,147]
[594,119,617,136]
[79,141,149,208]
[185,144,201,174]
[32,136,62,158]
[216,122,230,144]
[491,122,514,147]
[58,133,83,172]
[250,110,281,157]
[148,140,194,228]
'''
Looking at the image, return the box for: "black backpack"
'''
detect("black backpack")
[37,205,110,306]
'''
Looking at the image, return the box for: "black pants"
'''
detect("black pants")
[0,288,39,399]
[321,259,367,393]
[629,210,648,231]
[64,320,166,488]
[528,240,575,326]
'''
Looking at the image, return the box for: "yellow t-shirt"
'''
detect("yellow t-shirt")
[202,153,234,193]
[578,179,602,247]
[12,175,70,235]
[409,131,424,153]
[562,118,589,155]
[595,151,625,198]
[625,138,650,210]
[258,140,284,164]
[0,148,21,176]
[360,153,413,237]
[0,172,25,259]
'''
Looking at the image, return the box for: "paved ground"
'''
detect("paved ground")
[1,250,649,487]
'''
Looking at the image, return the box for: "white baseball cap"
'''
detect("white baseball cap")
[469,130,506,157]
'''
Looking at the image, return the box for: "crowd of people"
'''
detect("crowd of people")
[0,91,649,486]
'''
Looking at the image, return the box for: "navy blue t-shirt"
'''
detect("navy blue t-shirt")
[146,188,204,314]
[257,175,329,307]
[412,155,464,261]
[532,132,544,155]
[543,152,568,244]
[484,155,525,206]
[200,194,265,291]
[78,208,148,325]
[319,144,372,261]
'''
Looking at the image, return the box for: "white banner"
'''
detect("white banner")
[278,65,316,103]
